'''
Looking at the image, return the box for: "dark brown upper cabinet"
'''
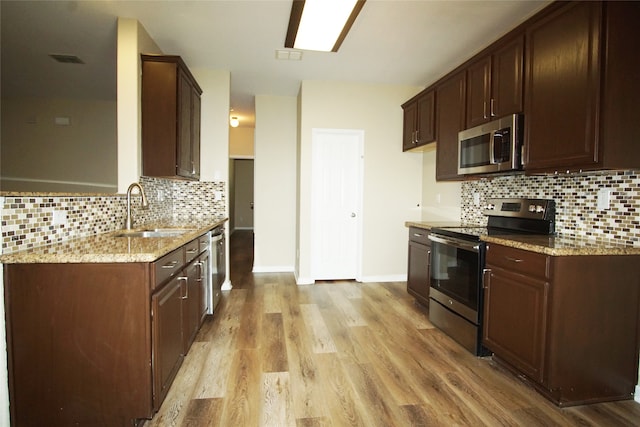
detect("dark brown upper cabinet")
[435,71,466,181]
[403,1,640,177]
[524,1,640,173]
[466,35,524,128]
[402,89,436,151]
[142,55,202,180]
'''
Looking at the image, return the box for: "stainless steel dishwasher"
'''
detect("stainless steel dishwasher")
[211,226,226,311]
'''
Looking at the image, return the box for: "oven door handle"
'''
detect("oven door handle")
[428,234,480,253]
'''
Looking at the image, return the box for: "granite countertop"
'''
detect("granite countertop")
[482,233,640,256]
[0,218,227,264]
[405,220,640,256]
[404,221,464,230]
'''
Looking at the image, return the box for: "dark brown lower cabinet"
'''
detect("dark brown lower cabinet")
[4,237,210,426]
[152,275,184,411]
[406,227,431,307]
[483,243,640,406]
[182,256,204,354]
[5,263,153,426]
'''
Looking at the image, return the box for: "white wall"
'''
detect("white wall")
[192,68,230,184]
[421,146,462,220]
[254,95,298,272]
[1,97,117,193]
[229,127,255,158]
[296,81,424,283]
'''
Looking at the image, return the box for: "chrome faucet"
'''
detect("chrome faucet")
[124,182,149,230]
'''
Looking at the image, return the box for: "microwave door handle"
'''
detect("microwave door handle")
[489,130,498,164]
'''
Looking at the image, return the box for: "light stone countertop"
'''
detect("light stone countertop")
[405,220,640,256]
[482,233,640,256]
[404,221,464,230]
[0,218,227,264]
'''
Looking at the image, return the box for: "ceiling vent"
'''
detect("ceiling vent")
[275,50,302,61]
[49,54,84,64]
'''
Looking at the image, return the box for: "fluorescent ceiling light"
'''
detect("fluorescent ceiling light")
[285,0,366,52]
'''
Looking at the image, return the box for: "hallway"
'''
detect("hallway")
[229,229,255,289]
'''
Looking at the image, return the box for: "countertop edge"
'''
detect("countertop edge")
[481,235,640,256]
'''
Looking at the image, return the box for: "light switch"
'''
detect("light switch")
[54,116,71,126]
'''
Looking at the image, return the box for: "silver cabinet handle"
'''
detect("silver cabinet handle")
[178,276,188,299]
[490,98,495,117]
[482,268,491,289]
[162,260,179,269]
[186,248,197,254]
[505,256,523,263]
[194,261,204,282]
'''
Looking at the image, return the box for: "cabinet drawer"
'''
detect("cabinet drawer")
[185,238,200,263]
[486,243,549,279]
[409,227,430,245]
[153,247,185,289]
[198,233,210,254]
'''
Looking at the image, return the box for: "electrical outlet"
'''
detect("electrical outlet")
[473,193,481,207]
[52,210,67,226]
[597,188,611,210]
[214,191,223,201]
[157,189,164,202]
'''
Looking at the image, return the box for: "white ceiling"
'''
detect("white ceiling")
[1,0,551,128]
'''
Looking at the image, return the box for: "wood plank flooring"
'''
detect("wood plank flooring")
[146,230,640,426]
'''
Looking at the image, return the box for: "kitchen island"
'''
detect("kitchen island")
[2,218,226,427]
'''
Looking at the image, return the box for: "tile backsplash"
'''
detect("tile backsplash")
[461,170,640,247]
[1,177,227,254]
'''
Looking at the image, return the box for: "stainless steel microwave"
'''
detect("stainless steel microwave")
[457,114,523,175]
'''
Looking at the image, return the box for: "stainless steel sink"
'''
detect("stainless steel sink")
[114,228,194,238]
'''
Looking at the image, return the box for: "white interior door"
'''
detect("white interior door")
[310,128,363,281]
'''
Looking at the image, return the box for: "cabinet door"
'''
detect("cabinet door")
[152,276,184,410]
[407,239,431,307]
[483,266,548,383]
[466,56,491,128]
[402,101,418,151]
[177,71,194,178]
[191,87,201,179]
[435,71,465,181]
[492,35,524,118]
[197,252,209,322]
[524,1,602,172]
[416,90,436,145]
[182,261,202,354]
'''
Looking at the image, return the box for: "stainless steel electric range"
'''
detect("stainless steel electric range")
[427,198,556,356]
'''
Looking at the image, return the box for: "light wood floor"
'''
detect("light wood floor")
[146,230,640,426]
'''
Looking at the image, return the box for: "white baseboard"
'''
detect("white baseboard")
[635,385,640,403]
[359,274,407,283]
[252,265,295,273]
[221,279,232,291]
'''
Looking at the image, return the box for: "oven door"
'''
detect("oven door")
[428,234,484,324]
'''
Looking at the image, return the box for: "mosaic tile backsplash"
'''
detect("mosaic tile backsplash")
[461,170,640,247]
[1,177,227,254]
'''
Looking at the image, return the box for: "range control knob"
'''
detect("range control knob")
[536,205,545,213]
[486,203,495,210]
[528,204,536,212]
